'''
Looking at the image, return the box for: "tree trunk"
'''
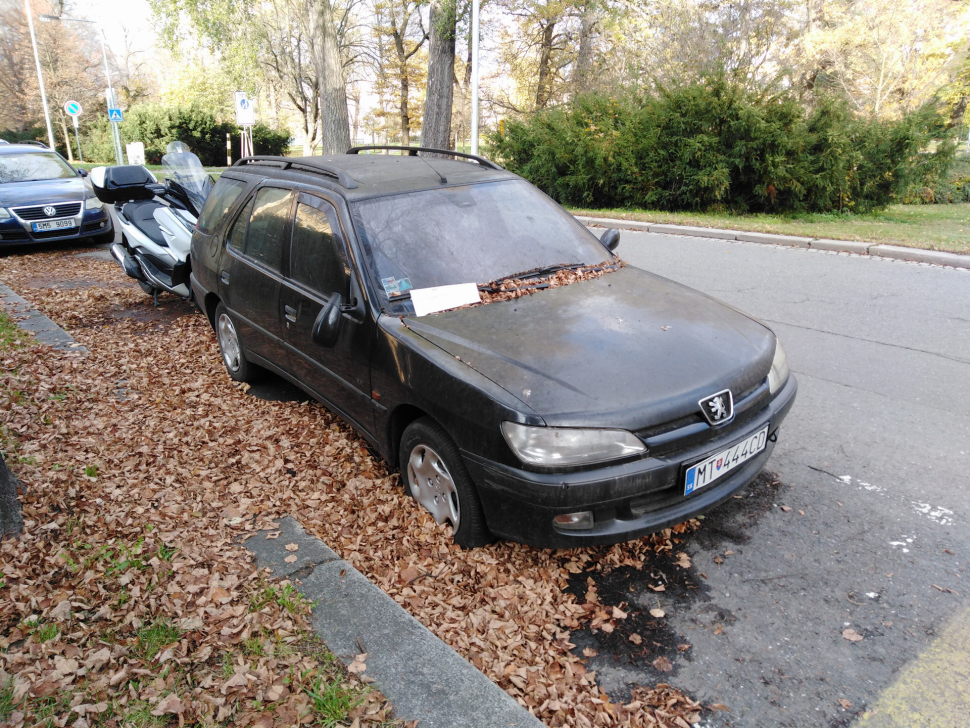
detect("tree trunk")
[59,114,73,162]
[575,8,597,93]
[421,0,456,150]
[535,20,557,109]
[400,75,411,146]
[310,0,351,155]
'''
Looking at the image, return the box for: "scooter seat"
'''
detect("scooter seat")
[122,201,167,247]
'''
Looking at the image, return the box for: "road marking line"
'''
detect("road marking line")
[855,605,970,727]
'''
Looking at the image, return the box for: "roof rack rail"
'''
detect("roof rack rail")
[20,140,49,148]
[347,145,503,171]
[233,155,358,189]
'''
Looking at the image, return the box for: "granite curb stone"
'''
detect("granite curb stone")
[576,215,969,269]
[244,516,544,728]
[0,281,87,353]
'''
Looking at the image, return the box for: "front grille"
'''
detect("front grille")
[0,229,30,241]
[13,202,82,220]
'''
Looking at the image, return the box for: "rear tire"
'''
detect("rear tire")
[399,417,491,548]
[214,303,262,383]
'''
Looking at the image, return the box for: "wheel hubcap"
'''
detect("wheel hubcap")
[217,313,241,372]
[407,444,460,530]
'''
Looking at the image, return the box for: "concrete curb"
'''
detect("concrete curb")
[0,281,87,353]
[244,517,543,728]
[576,215,970,270]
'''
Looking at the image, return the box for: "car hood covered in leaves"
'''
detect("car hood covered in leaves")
[403,265,776,430]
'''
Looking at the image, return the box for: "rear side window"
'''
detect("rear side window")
[244,187,291,271]
[198,177,246,234]
[227,196,254,252]
[290,199,348,298]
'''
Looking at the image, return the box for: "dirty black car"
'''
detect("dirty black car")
[190,147,797,549]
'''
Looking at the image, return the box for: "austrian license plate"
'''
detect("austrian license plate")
[32,219,76,232]
[685,426,769,495]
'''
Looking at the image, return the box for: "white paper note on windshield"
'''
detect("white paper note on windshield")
[410,283,482,316]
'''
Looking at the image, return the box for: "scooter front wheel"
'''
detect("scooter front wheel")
[214,303,262,384]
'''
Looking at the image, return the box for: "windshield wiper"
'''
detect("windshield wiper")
[502,263,587,282]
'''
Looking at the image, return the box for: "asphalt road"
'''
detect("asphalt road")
[574,232,970,727]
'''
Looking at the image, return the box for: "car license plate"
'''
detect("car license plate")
[685,426,769,495]
[32,219,76,232]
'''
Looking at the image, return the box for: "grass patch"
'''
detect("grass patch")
[118,699,167,728]
[569,203,970,255]
[305,676,367,727]
[136,619,182,660]
[249,581,316,616]
[0,310,29,353]
[0,675,15,722]
[34,622,58,643]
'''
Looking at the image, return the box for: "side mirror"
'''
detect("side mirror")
[600,228,620,252]
[77,168,88,178]
[312,292,343,347]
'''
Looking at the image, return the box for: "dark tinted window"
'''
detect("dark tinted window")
[245,187,291,270]
[290,200,348,298]
[227,196,254,251]
[198,177,246,233]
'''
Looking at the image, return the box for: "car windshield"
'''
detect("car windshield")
[351,179,609,307]
[0,153,76,183]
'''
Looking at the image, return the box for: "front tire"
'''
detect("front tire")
[214,303,262,383]
[399,417,491,548]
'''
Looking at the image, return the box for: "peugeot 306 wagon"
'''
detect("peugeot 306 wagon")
[189,147,797,548]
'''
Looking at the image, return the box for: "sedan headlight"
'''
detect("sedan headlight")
[0,208,10,220]
[501,422,646,466]
[84,197,104,210]
[768,341,790,394]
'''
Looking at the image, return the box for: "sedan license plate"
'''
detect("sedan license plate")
[685,426,769,495]
[32,219,76,232]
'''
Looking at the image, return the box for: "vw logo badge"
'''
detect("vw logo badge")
[43,206,57,217]
[699,389,734,425]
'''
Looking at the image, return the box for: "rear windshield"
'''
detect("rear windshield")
[197,177,246,234]
[0,153,76,183]
[351,179,607,307]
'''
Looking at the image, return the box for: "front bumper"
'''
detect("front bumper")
[0,207,111,244]
[464,374,797,548]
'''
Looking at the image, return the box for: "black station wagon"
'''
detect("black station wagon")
[190,147,797,548]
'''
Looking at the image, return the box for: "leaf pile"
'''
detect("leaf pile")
[475,262,624,307]
[0,251,705,728]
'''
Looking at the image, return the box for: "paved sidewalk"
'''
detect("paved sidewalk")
[0,281,87,352]
[577,216,970,270]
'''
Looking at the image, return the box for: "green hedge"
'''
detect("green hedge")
[80,104,290,166]
[488,77,954,214]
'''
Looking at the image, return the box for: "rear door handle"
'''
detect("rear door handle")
[220,270,230,285]
[284,305,298,323]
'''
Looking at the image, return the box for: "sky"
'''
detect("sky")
[70,0,156,60]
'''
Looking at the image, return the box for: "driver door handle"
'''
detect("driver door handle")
[284,305,298,323]
[220,270,230,285]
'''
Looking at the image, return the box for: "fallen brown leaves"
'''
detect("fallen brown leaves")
[474,262,624,307]
[0,251,705,728]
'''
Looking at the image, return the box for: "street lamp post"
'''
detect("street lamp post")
[470,0,480,155]
[24,0,56,151]
[40,13,124,165]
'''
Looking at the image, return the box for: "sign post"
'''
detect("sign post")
[234,91,256,158]
[105,88,124,165]
[64,100,83,163]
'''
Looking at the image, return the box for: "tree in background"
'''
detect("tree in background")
[422,0,457,148]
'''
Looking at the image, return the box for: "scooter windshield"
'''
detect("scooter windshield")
[161,146,211,217]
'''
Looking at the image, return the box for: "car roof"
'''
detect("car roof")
[0,143,53,155]
[225,151,519,202]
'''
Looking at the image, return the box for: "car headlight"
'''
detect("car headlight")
[501,422,646,466]
[0,208,10,220]
[84,197,104,210]
[768,341,790,394]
